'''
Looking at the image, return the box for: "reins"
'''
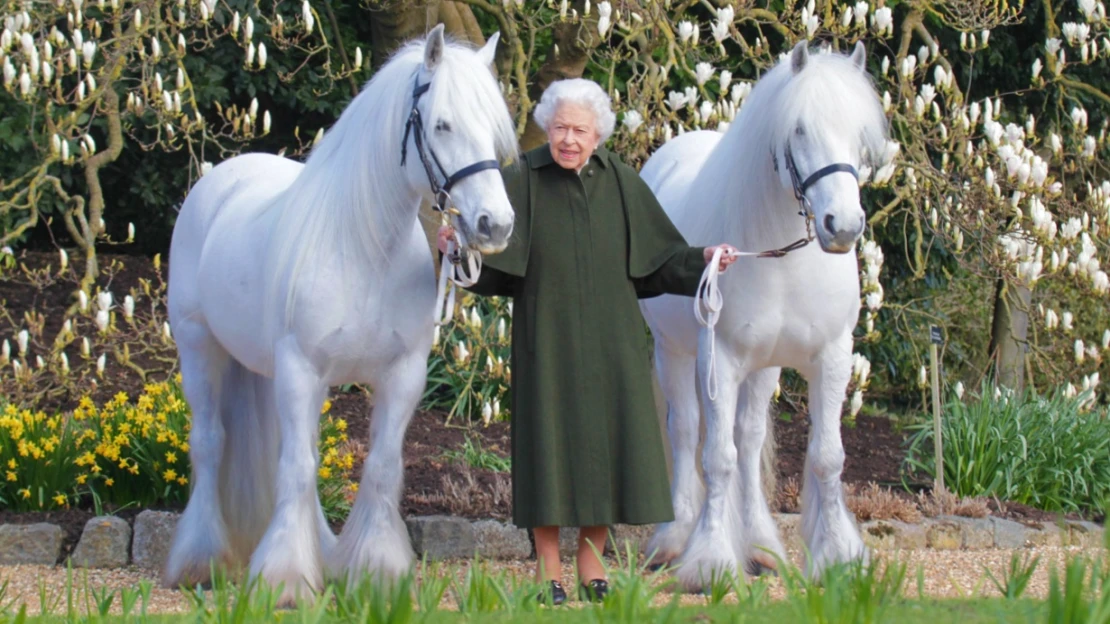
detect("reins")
[694,143,860,401]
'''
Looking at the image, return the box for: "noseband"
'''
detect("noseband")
[762,142,860,257]
[400,77,500,213]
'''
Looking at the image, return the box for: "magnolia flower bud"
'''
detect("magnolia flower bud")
[17,329,29,356]
[849,390,863,416]
[96,352,106,376]
[354,46,363,69]
[263,110,271,134]
[81,336,90,357]
[123,295,134,319]
[258,42,267,69]
[95,309,109,332]
[0,339,8,365]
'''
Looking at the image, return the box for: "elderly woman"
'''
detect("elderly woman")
[438,78,737,604]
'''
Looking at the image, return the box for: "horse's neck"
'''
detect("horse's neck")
[709,178,810,253]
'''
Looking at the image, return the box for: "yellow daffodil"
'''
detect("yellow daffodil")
[53,494,66,506]
[163,469,177,481]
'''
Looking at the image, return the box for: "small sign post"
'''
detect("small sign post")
[929,325,945,494]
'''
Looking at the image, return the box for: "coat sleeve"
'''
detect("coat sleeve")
[632,246,707,298]
[612,158,707,298]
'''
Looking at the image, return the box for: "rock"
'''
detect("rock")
[131,511,180,570]
[0,523,64,565]
[71,516,131,569]
[472,520,531,559]
[945,516,993,549]
[925,519,962,550]
[1025,522,1062,547]
[1063,521,1105,548]
[774,514,805,552]
[894,522,928,550]
[406,516,476,560]
[991,518,1032,549]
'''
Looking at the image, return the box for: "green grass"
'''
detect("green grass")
[4,533,1110,624]
[441,436,511,473]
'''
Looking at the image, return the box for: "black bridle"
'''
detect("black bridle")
[400,77,500,213]
[761,142,860,258]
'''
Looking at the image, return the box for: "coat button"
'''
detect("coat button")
[587,169,595,176]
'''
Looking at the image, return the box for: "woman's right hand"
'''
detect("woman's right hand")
[437,225,456,254]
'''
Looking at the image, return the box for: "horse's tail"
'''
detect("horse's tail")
[217,359,280,564]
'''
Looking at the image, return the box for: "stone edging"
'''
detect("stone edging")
[0,512,1103,572]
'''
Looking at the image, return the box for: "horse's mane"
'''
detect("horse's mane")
[679,47,888,246]
[262,35,518,339]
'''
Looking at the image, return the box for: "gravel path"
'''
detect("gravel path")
[0,546,1100,616]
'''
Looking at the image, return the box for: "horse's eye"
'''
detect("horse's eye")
[435,120,452,132]
[795,125,806,137]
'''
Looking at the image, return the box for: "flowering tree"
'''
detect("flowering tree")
[434,0,1110,412]
[0,0,365,284]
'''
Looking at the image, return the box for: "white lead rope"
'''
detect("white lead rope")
[694,247,728,402]
[434,232,482,327]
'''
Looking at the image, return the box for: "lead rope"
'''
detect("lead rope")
[433,229,482,327]
[695,247,728,402]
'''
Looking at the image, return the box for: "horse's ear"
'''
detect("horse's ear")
[791,40,809,74]
[424,23,446,71]
[849,40,866,71]
[477,31,500,69]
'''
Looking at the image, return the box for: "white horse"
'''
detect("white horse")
[162,26,517,604]
[638,41,889,590]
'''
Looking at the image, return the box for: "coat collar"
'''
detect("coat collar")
[527,143,610,170]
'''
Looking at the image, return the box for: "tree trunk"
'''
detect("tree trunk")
[988,279,1032,393]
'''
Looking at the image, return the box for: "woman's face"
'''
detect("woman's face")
[547,102,600,171]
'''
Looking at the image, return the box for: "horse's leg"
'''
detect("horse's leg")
[162,319,233,588]
[733,367,786,575]
[673,336,747,593]
[800,335,866,579]
[249,336,327,607]
[327,350,423,587]
[645,343,703,569]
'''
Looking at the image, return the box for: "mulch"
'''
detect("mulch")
[0,250,1091,557]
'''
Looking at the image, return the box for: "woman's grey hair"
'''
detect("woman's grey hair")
[533,78,616,144]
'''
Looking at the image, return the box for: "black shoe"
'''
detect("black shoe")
[579,579,609,603]
[538,580,567,606]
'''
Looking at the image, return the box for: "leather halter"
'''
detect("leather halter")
[761,142,860,258]
[400,77,500,213]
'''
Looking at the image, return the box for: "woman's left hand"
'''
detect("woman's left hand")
[704,244,740,272]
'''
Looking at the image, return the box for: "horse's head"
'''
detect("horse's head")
[773,41,886,254]
[405,25,517,254]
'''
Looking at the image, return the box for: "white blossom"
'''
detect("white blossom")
[871,7,893,35]
[622,110,643,133]
[695,61,713,86]
[16,329,28,356]
[955,381,965,399]
[1076,339,1086,364]
[854,2,869,25]
[96,353,106,376]
[677,21,695,44]
[597,1,611,36]
[302,0,314,34]
[258,42,267,69]
[712,6,733,43]
[719,69,732,92]
[850,390,863,416]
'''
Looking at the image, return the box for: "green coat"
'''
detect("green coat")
[466,144,707,529]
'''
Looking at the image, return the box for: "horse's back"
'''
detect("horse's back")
[168,153,301,328]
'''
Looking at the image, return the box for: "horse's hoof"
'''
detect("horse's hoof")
[745,560,779,578]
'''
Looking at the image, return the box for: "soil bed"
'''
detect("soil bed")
[0,250,1090,538]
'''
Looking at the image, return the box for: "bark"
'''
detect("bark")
[988,279,1032,393]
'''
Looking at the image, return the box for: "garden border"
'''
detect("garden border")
[0,511,1103,572]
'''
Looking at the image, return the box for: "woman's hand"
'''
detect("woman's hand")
[437,225,456,254]
[704,244,740,272]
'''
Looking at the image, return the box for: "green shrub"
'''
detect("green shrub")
[906,382,1110,514]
